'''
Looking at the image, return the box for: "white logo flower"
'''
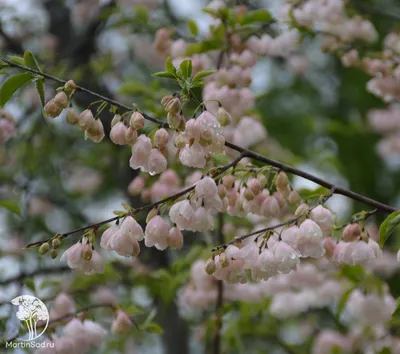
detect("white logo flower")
[11,295,49,341]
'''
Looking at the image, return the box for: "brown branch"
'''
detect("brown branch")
[0,266,70,286]
[2,60,398,217]
[25,153,246,248]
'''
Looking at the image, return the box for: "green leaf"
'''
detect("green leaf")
[0,200,21,216]
[0,72,33,107]
[239,9,273,25]
[165,57,176,75]
[35,78,45,107]
[340,265,364,283]
[152,71,176,80]
[24,278,36,293]
[187,19,199,36]
[211,153,230,166]
[7,55,25,66]
[143,323,164,334]
[336,287,354,317]
[193,70,216,82]
[179,59,192,79]
[391,297,400,320]
[23,51,42,72]
[379,211,400,247]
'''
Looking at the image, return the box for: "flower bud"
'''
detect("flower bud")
[130,112,145,130]
[128,177,145,196]
[111,114,122,128]
[110,122,128,145]
[50,249,58,259]
[112,310,133,334]
[146,208,158,223]
[295,203,309,217]
[217,184,226,198]
[54,92,69,109]
[258,174,267,188]
[125,127,138,145]
[323,237,335,258]
[205,258,216,275]
[223,175,235,190]
[177,115,186,132]
[82,244,93,261]
[260,196,280,217]
[277,184,291,199]
[64,80,77,91]
[154,128,169,149]
[66,108,79,125]
[244,188,254,201]
[288,190,301,205]
[165,97,181,115]
[167,112,181,129]
[161,95,173,106]
[343,223,362,242]
[44,99,62,118]
[39,242,50,255]
[52,238,61,249]
[78,109,95,131]
[216,106,232,126]
[247,178,261,196]
[219,252,229,268]
[173,132,186,148]
[275,171,289,189]
[168,227,184,249]
[273,192,286,209]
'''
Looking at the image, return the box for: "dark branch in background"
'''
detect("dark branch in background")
[0,23,23,54]
[1,61,398,232]
[0,266,70,286]
[349,0,400,22]
[213,213,225,354]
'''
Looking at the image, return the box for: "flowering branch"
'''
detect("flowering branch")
[2,60,398,216]
[212,187,336,251]
[24,153,246,248]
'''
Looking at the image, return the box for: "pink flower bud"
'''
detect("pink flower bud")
[111,310,133,334]
[66,108,79,125]
[54,91,69,109]
[343,223,362,242]
[247,178,261,196]
[205,258,216,275]
[165,97,181,115]
[275,172,289,189]
[223,175,235,189]
[110,122,128,145]
[168,227,184,249]
[78,109,95,131]
[145,215,169,250]
[288,190,301,204]
[161,95,173,106]
[85,119,105,143]
[111,114,121,127]
[154,128,169,149]
[64,80,76,91]
[260,196,280,217]
[216,106,232,126]
[323,237,336,258]
[148,148,167,175]
[167,112,181,129]
[83,319,107,347]
[295,203,309,217]
[44,99,62,118]
[146,207,158,223]
[130,112,145,130]
[128,176,145,196]
[125,127,138,145]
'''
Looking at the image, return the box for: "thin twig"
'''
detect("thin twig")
[0,266,70,286]
[25,153,245,248]
[2,60,398,216]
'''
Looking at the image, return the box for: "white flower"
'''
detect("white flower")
[169,200,196,230]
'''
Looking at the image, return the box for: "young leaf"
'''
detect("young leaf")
[143,322,164,334]
[239,9,273,25]
[7,55,25,66]
[165,57,176,75]
[192,70,216,82]
[23,51,42,72]
[379,211,400,247]
[179,59,192,79]
[0,200,21,216]
[35,77,46,107]
[152,71,176,80]
[336,287,354,317]
[187,19,199,36]
[0,72,33,107]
